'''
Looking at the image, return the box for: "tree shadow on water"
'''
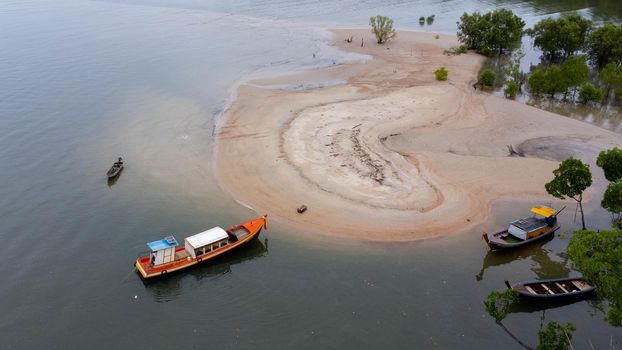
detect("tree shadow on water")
[476,233,568,281]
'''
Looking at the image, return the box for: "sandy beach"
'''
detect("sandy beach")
[215,29,620,241]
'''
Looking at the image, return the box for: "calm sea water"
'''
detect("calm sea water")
[0,0,620,349]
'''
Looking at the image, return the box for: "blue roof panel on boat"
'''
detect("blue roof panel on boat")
[147,236,178,251]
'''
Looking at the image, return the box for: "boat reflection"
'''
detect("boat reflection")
[107,169,123,187]
[476,233,570,281]
[141,237,269,301]
[508,295,601,315]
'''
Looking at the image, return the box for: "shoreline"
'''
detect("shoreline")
[214,28,620,242]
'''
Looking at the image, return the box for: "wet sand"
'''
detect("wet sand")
[215,29,620,241]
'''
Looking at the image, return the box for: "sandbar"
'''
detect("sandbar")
[215,29,620,241]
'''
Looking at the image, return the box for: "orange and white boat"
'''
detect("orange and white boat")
[135,215,267,279]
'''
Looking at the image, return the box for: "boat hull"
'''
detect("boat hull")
[483,224,559,251]
[135,215,266,279]
[510,277,596,301]
[106,165,123,178]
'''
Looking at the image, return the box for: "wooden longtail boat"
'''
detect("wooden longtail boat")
[106,157,124,178]
[506,277,596,301]
[482,206,565,251]
[135,215,267,279]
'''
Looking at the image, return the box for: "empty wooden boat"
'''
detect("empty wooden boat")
[506,277,596,301]
[482,206,564,251]
[106,157,124,178]
[135,215,267,279]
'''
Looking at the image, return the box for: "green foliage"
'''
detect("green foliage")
[529,66,564,97]
[602,181,622,223]
[369,15,396,44]
[527,14,592,62]
[435,67,448,81]
[597,147,622,182]
[602,62,622,98]
[568,229,622,326]
[479,68,496,86]
[457,9,525,56]
[536,322,576,350]
[545,157,592,229]
[545,157,592,201]
[444,45,468,55]
[579,83,602,103]
[419,16,425,25]
[505,49,525,84]
[426,15,435,25]
[528,56,588,99]
[543,66,564,97]
[457,12,487,50]
[586,23,622,69]
[528,69,547,95]
[560,55,589,97]
[545,156,592,201]
[504,80,519,98]
[484,289,519,322]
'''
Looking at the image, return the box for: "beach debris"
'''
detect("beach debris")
[507,145,525,157]
[297,205,308,214]
[345,36,353,43]
[351,128,385,184]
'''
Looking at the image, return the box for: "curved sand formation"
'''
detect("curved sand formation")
[215,29,620,241]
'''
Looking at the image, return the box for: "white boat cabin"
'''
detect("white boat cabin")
[147,236,179,266]
[508,206,556,240]
[184,227,230,258]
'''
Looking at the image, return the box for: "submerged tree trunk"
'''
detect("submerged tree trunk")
[578,195,586,230]
[497,322,535,350]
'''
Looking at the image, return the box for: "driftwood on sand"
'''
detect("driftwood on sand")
[507,145,525,157]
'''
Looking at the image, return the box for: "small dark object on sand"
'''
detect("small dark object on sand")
[297,205,307,214]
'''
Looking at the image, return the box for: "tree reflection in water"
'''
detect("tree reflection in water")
[476,233,566,281]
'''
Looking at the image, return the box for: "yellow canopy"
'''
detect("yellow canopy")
[531,206,556,218]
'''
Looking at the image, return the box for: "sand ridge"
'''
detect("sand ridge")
[215,29,620,241]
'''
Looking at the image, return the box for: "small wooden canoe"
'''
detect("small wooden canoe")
[482,224,559,251]
[506,277,596,301]
[106,157,124,178]
[135,215,267,279]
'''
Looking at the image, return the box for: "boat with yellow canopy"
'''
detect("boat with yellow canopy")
[482,206,565,251]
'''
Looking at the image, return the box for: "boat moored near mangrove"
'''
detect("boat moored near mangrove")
[135,215,267,279]
[482,206,565,251]
[506,277,596,301]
